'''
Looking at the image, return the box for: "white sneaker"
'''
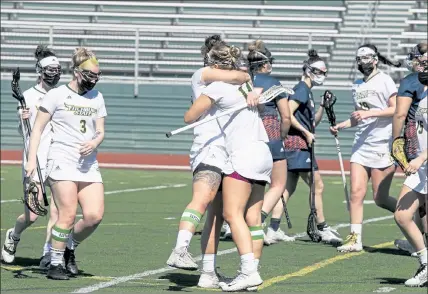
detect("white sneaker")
[222,223,232,240]
[198,270,232,289]
[219,271,263,292]
[166,246,198,270]
[265,227,295,244]
[319,226,343,245]
[337,233,363,252]
[395,239,416,256]
[1,228,19,264]
[405,263,427,287]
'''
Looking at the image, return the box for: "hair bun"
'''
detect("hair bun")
[34,45,55,60]
[229,46,241,59]
[248,40,265,53]
[307,49,319,58]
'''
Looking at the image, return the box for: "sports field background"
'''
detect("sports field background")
[0,165,425,293]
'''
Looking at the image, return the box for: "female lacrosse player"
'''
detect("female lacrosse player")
[185,43,273,291]
[166,35,253,288]
[394,65,427,287]
[25,47,105,280]
[2,45,60,268]
[247,40,294,244]
[393,43,427,255]
[280,49,342,244]
[331,44,401,252]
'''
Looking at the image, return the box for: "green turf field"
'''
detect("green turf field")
[0,165,425,293]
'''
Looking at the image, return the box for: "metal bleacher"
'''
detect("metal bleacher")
[1,0,426,159]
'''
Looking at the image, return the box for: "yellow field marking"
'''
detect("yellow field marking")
[258,241,394,290]
[1,223,139,231]
[1,264,26,271]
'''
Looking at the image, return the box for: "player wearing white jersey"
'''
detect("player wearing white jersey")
[185,43,272,292]
[25,48,106,280]
[331,44,401,252]
[2,45,60,268]
[394,62,428,287]
[166,36,253,289]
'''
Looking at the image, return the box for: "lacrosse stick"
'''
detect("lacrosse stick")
[12,68,49,215]
[391,136,410,172]
[323,90,350,211]
[280,196,292,229]
[166,84,295,138]
[306,101,322,243]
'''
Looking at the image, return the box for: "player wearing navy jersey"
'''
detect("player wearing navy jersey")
[282,50,342,244]
[246,40,294,244]
[393,43,428,258]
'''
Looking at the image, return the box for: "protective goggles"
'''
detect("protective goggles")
[306,63,328,76]
[41,65,62,77]
[355,54,377,65]
[76,68,102,82]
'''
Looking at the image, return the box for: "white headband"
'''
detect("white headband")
[310,60,327,71]
[357,47,376,56]
[39,56,60,68]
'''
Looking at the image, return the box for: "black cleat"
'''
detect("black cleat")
[46,264,69,280]
[39,252,51,269]
[64,247,78,275]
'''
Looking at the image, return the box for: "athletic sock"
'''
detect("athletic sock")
[67,234,80,251]
[43,242,51,256]
[350,224,362,243]
[175,230,193,249]
[261,211,268,224]
[254,258,260,269]
[416,248,427,265]
[269,218,281,232]
[50,248,65,266]
[202,254,216,273]
[240,253,256,274]
[317,221,327,230]
[11,230,20,241]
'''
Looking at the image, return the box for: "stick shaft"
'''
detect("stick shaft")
[334,135,350,211]
[281,196,292,229]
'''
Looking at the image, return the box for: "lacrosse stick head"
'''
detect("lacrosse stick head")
[22,178,47,216]
[307,211,322,242]
[11,67,26,107]
[391,137,409,171]
[259,85,295,104]
[323,90,336,109]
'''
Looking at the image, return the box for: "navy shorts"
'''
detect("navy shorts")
[267,139,287,162]
[285,150,319,173]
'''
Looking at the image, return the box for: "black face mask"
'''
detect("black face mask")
[78,78,97,93]
[358,63,374,76]
[418,71,428,86]
[42,73,60,88]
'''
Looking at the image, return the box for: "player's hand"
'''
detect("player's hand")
[404,156,425,175]
[79,141,97,156]
[330,126,339,136]
[351,110,370,122]
[304,131,315,147]
[246,91,260,108]
[20,108,31,120]
[25,161,36,178]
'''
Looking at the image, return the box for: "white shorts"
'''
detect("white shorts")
[45,160,103,183]
[404,165,427,195]
[224,141,273,184]
[190,145,228,173]
[350,146,394,169]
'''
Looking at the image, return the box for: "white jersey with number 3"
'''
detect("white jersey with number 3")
[351,71,397,153]
[41,84,107,167]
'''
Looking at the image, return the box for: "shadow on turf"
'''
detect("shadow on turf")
[363,246,410,257]
[159,272,200,291]
[377,277,407,285]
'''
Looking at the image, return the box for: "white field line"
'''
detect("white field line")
[373,287,396,293]
[72,215,394,293]
[1,160,406,177]
[343,200,375,204]
[0,184,186,204]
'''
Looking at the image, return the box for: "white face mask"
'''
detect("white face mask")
[312,73,326,86]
